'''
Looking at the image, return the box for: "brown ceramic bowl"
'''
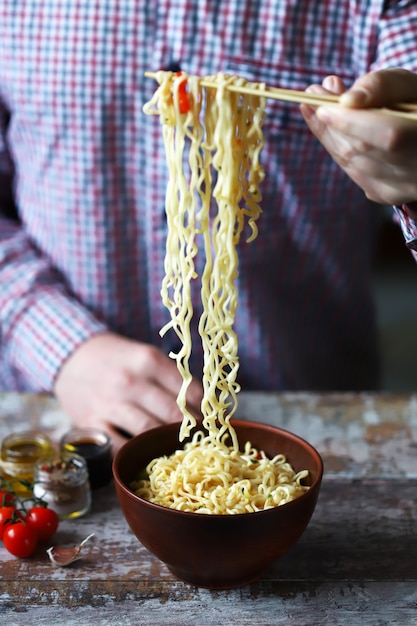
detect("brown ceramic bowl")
[113,419,323,589]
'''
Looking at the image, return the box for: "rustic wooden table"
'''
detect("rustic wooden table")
[0,392,416,626]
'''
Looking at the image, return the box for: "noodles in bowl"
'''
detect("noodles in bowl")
[113,419,323,589]
[131,429,309,515]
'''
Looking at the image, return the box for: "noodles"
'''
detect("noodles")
[144,71,265,446]
[131,431,309,514]
[138,71,309,514]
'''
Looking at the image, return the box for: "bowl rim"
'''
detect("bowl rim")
[112,419,324,519]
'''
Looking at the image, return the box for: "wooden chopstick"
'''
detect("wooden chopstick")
[145,71,417,120]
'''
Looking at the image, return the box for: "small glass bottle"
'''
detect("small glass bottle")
[61,428,113,489]
[33,452,91,519]
[0,431,55,496]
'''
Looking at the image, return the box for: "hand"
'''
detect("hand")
[54,332,203,453]
[300,69,417,209]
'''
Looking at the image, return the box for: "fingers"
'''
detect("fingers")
[131,344,202,406]
[120,376,201,428]
[309,75,347,96]
[314,102,417,157]
[98,347,203,447]
[73,378,200,455]
[300,75,347,130]
[126,343,204,412]
[54,333,204,453]
[304,69,417,143]
[304,72,415,150]
[315,105,393,142]
[107,403,168,454]
[77,376,201,454]
[339,68,417,109]
[104,377,203,453]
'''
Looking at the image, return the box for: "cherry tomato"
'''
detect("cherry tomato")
[3,520,38,558]
[0,489,15,507]
[26,506,59,541]
[0,505,16,540]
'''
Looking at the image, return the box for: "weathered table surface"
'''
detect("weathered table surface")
[0,391,416,626]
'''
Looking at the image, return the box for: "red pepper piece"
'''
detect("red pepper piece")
[176,72,191,114]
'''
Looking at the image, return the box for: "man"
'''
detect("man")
[1,1,417,451]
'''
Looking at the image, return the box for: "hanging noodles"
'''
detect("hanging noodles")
[135,71,309,513]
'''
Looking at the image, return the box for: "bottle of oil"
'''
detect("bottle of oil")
[0,431,55,496]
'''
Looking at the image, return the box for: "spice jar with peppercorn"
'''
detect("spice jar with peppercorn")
[33,452,91,520]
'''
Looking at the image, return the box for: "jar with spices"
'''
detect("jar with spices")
[0,431,55,496]
[33,452,91,519]
[61,428,113,489]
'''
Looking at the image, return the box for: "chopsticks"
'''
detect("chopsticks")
[145,71,417,120]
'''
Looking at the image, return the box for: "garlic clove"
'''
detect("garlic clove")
[46,533,95,567]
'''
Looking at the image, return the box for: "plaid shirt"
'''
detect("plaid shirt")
[1,0,417,392]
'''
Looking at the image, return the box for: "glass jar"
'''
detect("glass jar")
[33,452,91,519]
[0,431,55,496]
[61,428,113,489]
